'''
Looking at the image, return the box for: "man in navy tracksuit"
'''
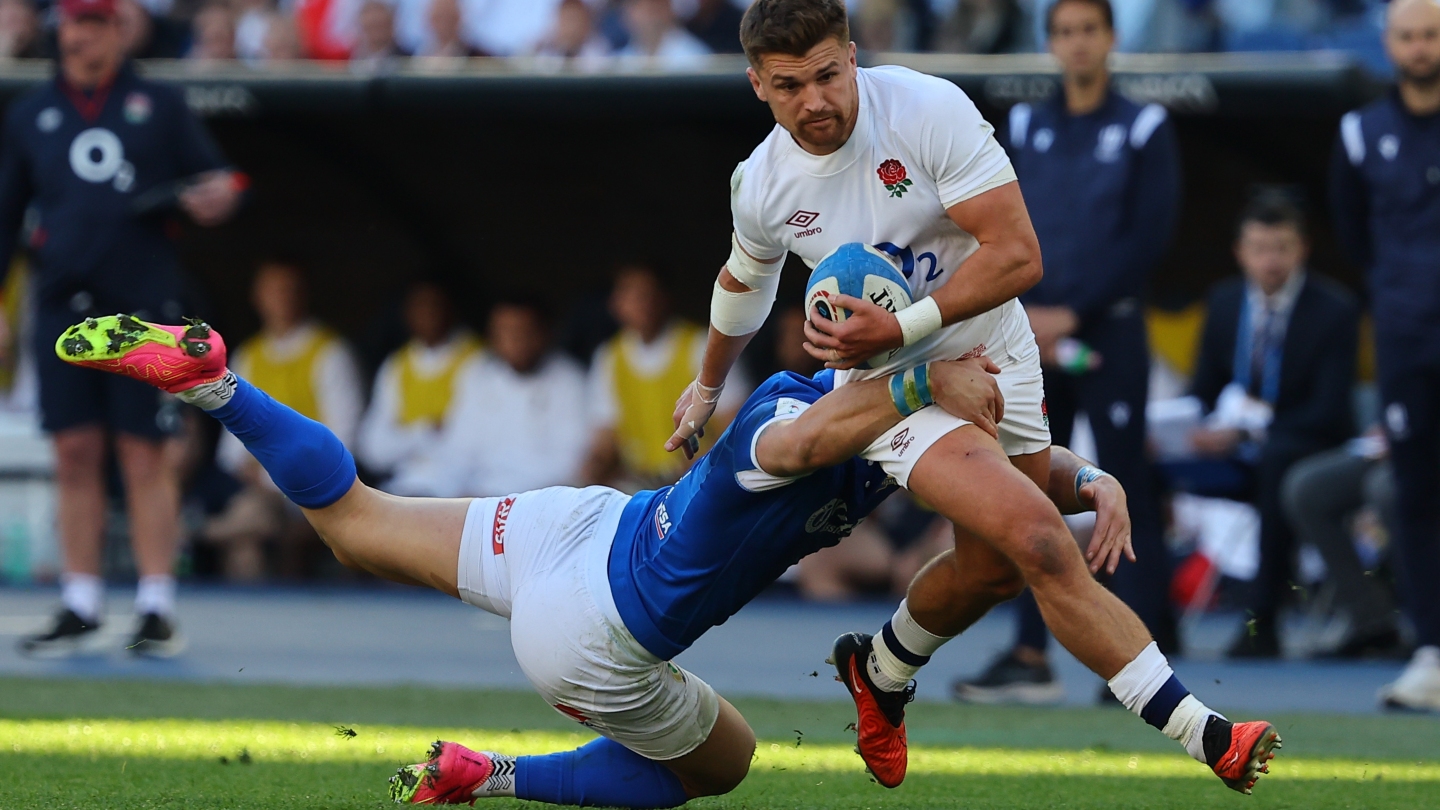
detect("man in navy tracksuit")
[1329,0,1440,712]
[0,0,240,657]
[953,0,1181,705]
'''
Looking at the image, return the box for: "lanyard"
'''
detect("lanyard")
[1232,293,1285,405]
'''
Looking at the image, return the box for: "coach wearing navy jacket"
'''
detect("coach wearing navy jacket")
[1190,195,1359,659]
[0,0,241,657]
[1330,0,1440,711]
[952,0,1181,706]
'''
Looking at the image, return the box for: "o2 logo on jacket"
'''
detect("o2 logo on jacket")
[69,128,135,192]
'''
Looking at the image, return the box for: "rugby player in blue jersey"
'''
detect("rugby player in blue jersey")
[53,313,1142,807]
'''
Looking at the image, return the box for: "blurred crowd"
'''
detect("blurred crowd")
[0,0,1408,71]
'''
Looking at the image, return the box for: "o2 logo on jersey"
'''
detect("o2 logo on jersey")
[69,128,135,192]
[873,242,944,283]
[805,498,855,536]
[1095,124,1126,163]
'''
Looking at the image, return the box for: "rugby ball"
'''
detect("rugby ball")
[804,243,913,369]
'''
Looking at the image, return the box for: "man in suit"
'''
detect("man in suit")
[1189,193,1360,658]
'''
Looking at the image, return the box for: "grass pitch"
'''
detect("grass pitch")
[1,677,1437,809]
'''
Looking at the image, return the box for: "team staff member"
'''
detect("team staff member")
[0,0,241,656]
[955,0,1180,705]
[1330,0,1440,711]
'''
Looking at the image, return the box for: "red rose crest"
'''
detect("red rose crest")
[877,159,912,197]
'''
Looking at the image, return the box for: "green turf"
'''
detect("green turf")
[1,677,1437,809]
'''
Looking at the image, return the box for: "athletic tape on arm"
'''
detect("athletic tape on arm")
[711,234,781,337]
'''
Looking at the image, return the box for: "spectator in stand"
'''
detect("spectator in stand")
[294,0,359,61]
[463,0,566,57]
[207,261,363,580]
[1282,429,1405,659]
[441,295,589,497]
[617,0,710,69]
[413,0,479,62]
[533,0,611,66]
[1330,0,1440,710]
[351,0,406,72]
[582,263,747,491]
[357,282,482,496]
[937,0,1023,53]
[684,0,744,53]
[260,11,304,61]
[0,0,45,59]
[233,0,276,63]
[1188,194,1359,658]
[117,0,188,58]
[955,0,1179,706]
[186,2,237,61]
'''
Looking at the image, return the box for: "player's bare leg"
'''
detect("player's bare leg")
[838,424,1279,793]
[60,314,761,808]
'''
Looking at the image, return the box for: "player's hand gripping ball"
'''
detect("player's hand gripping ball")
[804,243,914,370]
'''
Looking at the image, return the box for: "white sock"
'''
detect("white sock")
[1107,642,1223,764]
[868,599,953,692]
[471,753,516,798]
[61,573,104,623]
[175,371,238,411]
[135,575,177,618]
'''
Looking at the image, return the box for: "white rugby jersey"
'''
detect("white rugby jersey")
[731,65,1033,380]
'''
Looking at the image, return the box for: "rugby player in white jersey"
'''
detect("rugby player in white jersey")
[665,0,1280,793]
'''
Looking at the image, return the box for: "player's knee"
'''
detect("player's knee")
[691,741,753,797]
[1004,520,1079,581]
[53,433,104,480]
[983,568,1027,602]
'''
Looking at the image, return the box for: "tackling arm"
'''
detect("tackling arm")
[1044,446,1135,575]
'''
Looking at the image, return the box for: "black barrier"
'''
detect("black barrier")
[0,53,1386,360]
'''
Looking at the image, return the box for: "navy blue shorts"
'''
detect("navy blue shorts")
[33,303,182,439]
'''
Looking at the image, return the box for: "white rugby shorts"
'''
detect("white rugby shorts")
[848,304,1052,488]
[456,486,721,761]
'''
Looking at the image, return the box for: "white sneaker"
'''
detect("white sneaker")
[1378,646,1440,712]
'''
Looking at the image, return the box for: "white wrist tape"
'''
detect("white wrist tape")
[895,296,943,346]
[711,234,781,337]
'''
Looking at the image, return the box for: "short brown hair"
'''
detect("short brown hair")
[1046,0,1114,34]
[740,0,849,67]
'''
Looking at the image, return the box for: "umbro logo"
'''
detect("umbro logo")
[786,210,819,228]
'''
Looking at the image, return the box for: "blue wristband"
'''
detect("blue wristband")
[890,364,934,417]
[1074,465,1107,502]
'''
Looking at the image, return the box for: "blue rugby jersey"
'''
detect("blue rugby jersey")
[1331,90,1440,365]
[1006,90,1181,325]
[607,370,897,661]
[0,62,228,308]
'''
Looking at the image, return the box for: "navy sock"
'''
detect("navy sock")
[515,737,689,809]
[209,377,356,509]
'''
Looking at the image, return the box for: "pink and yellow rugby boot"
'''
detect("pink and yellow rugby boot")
[54,314,227,392]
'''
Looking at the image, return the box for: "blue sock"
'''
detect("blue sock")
[207,376,356,509]
[515,737,689,809]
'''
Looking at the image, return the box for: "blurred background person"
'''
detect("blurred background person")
[683,0,744,53]
[1187,194,1359,658]
[117,0,187,58]
[2,0,240,656]
[936,0,1023,54]
[0,0,45,60]
[954,0,1180,705]
[462,0,565,57]
[442,295,589,497]
[259,11,305,61]
[533,0,611,65]
[206,261,362,580]
[233,0,277,63]
[582,263,747,491]
[186,1,237,61]
[1282,428,1404,659]
[350,0,407,72]
[617,0,710,69]
[357,281,482,496]
[413,0,479,62]
[1330,0,1440,711]
[294,0,361,61]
